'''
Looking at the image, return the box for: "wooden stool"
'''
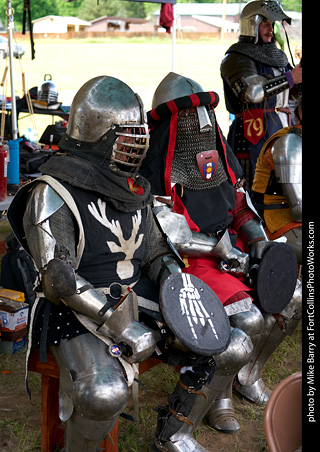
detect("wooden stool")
[28,349,161,452]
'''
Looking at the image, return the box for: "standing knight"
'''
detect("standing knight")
[220,0,302,190]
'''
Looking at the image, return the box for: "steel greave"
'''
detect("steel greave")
[64,413,117,452]
[51,333,129,452]
[153,327,253,451]
[234,282,302,405]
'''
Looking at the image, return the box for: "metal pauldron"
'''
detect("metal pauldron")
[271,131,302,221]
[23,182,65,269]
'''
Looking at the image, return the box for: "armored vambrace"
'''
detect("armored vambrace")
[240,73,290,104]
[221,52,291,104]
[153,204,249,276]
[42,259,157,363]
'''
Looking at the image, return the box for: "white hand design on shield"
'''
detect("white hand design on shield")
[179,273,219,341]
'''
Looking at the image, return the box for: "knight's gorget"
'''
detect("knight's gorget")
[227,41,289,68]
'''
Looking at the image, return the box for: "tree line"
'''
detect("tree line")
[0,0,302,32]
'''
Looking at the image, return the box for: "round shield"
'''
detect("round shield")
[256,243,298,314]
[160,273,231,356]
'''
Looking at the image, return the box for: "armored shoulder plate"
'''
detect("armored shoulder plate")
[221,50,289,103]
[23,182,65,270]
[271,130,302,221]
[26,182,65,225]
[221,52,258,84]
[271,131,302,184]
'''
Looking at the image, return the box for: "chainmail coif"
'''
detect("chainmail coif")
[171,108,228,191]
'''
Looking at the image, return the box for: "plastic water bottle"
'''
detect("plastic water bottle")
[7,138,23,186]
[0,142,8,201]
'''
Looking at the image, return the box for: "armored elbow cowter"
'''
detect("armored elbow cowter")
[221,52,290,104]
[271,131,302,222]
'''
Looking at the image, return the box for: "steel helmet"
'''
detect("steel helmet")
[38,74,59,104]
[152,72,204,109]
[65,75,149,176]
[239,0,291,43]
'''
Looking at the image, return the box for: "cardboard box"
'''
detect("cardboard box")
[0,298,28,354]
[0,288,25,302]
[0,298,29,333]
[1,326,26,341]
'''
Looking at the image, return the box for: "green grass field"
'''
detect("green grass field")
[1,35,299,140]
[2,36,232,139]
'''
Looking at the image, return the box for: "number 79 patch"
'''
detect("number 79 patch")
[243,109,264,145]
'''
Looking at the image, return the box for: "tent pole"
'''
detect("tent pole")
[7,0,18,139]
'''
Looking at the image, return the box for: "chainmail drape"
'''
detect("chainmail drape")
[171,108,228,190]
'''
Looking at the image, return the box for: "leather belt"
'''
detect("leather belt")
[235,107,291,126]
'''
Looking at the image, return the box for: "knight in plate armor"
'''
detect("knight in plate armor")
[220,0,302,191]
[8,75,252,452]
[139,72,301,444]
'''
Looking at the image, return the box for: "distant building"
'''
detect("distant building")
[153,2,244,33]
[87,16,149,32]
[32,16,92,34]
[151,3,301,35]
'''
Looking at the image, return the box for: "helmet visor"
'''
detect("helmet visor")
[112,124,149,175]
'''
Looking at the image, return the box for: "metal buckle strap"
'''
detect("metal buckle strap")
[169,407,195,428]
[76,283,92,295]
[101,282,123,300]
[178,379,208,402]
[100,280,138,299]
[98,282,137,317]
